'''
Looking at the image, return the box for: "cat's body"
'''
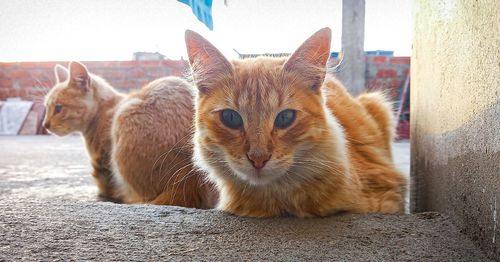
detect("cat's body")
[186,28,406,217]
[43,62,124,201]
[111,77,217,208]
[44,63,214,208]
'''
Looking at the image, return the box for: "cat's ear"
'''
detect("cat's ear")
[283,27,332,91]
[68,61,90,91]
[185,30,232,94]
[54,64,69,83]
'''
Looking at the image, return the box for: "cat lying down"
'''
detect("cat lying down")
[111,74,216,208]
[185,27,407,217]
[43,62,216,208]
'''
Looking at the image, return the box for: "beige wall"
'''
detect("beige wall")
[411,0,499,258]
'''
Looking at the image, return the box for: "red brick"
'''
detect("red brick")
[389,57,410,64]
[396,121,410,139]
[80,61,99,69]
[20,62,40,69]
[0,78,13,88]
[130,69,145,78]
[367,79,384,90]
[0,62,18,69]
[19,76,51,88]
[371,56,387,65]
[162,60,188,68]
[112,79,138,90]
[170,69,186,77]
[139,60,161,67]
[38,62,61,69]
[20,78,39,87]
[389,89,399,99]
[10,70,30,79]
[0,89,8,100]
[8,89,26,97]
[119,61,138,68]
[84,61,121,69]
[37,80,53,89]
[101,70,128,79]
[27,89,49,99]
[138,80,150,88]
[390,79,403,88]
[376,69,397,78]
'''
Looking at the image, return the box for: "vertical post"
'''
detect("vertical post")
[338,0,366,96]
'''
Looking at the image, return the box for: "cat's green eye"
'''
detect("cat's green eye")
[54,104,63,114]
[220,109,243,129]
[275,109,296,129]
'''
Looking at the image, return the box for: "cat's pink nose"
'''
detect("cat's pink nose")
[247,153,271,170]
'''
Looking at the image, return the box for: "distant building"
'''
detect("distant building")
[133,52,166,61]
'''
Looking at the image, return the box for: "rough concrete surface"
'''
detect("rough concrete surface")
[0,136,492,261]
[412,0,499,259]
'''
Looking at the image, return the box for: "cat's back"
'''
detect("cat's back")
[113,77,194,147]
[136,76,193,109]
[111,76,197,201]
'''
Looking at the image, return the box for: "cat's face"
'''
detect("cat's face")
[187,28,332,186]
[43,62,95,136]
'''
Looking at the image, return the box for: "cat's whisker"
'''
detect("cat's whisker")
[157,140,194,189]
[160,157,193,193]
[151,131,193,171]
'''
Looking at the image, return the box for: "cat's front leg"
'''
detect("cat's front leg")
[91,167,121,203]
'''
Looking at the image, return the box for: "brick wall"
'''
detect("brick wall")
[0,56,409,102]
[365,56,410,100]
[0,57,409,135]
[0,60,188,101]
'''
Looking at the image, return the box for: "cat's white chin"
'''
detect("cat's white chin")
[230,164,286,186]
[47,128,72,136]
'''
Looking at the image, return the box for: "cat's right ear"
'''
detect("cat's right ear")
[68,61,90,91]
[185,30,232,94]
[54,64,69,83]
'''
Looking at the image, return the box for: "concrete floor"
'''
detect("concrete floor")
[0,136,491,261]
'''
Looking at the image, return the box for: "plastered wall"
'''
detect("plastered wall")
[411,0,499,258]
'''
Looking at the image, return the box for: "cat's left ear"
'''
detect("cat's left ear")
[68,61,90,91]
[283,27,332,91]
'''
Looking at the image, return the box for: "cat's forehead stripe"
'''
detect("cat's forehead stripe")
[237,86,281,115]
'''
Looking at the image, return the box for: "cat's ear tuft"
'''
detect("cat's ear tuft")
[54,64,69,83]
[283,27,332,92]
[69,61,90,91]
[185,30,232,94]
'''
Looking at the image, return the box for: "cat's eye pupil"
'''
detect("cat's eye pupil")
[220,109,243,129]
[54,104,63,114]
[275,109,296,129]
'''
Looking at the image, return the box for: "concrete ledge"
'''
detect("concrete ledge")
[0,136,491,261]
[1,202,492,261]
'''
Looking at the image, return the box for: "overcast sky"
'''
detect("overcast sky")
[0,0,412,61]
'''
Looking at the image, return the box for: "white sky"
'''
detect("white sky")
[0,0,412,61]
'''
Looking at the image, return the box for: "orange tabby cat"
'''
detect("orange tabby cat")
[185,28,406,217]
[111,77,217,208]
[43,62,124,201]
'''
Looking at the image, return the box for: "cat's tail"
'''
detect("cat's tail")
[357,92,396,158]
